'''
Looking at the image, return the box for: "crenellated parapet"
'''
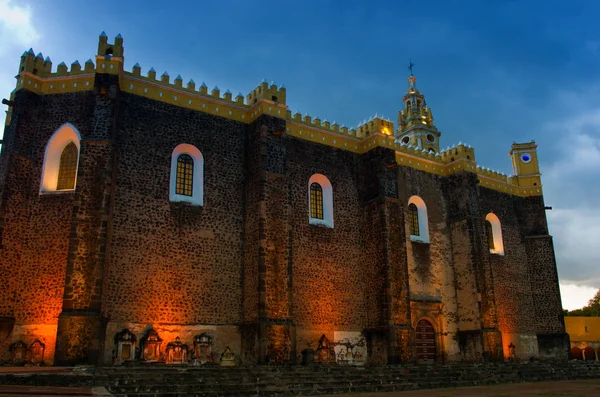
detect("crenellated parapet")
[5,32,543,198]
[123,63,250,122]
[247,80,286,105]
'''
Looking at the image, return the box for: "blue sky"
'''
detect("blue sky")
[1,0,599,309]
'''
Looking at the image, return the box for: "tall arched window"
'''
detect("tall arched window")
[485,220,495,250]
[310,182,323,219]
[176,154,194,196]
[170,144,204,206]
[408,195,429,243]
[56,142,78,190]
[40,123,81,193]
[308,174,333,228]
[485,213,504,255]
[408,203,420,236]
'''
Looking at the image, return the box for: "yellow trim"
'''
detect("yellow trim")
[9,71,542,198]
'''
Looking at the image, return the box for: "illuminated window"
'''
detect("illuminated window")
[56,142,78,190]
[486,220,495,250]
[408,203,419,236]
[176,154,194,196]
[308,174,333,228]
[40,123,81,193]
[408,196,429,243]
[310,183,323,219]
[170,144,204,206]
[485,213,504,255]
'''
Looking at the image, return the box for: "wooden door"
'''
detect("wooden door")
[416,319,436,362]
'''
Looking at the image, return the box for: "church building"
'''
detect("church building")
[0,33,568,366]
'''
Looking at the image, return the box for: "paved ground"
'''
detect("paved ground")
[0,385,111,396]
[0,375,598,396]
[317,379,600,397]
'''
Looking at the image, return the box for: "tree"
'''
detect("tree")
[564,289,600,317]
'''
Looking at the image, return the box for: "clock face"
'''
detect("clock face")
[520,153,532,163]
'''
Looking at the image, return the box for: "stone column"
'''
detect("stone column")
[54,73,119,365]
[241,115,293,364]
[520,196,569,359]
[360,148,412,363]
[443,172,503,361]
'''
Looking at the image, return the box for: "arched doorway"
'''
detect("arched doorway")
[571,346,583,360]
[584,346,596,361]
[415,319,436,362]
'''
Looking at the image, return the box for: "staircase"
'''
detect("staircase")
[1,361,600,397]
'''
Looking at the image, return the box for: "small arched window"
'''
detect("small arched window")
[485,213,504,255]
[310,182,323,219]
[56,142,78,190]
[308,174,333,228]
[408,196,429,243]
[40,123,81,193]
[176,154,194,196]
[170,144,203,206]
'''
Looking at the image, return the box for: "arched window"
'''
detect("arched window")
[485,221,495,250]
[485,213,504,255]
[408,203,419,236]
[175,154,194,196]
[408,196,429,243]
[170,144,203,206]
[308,174,333,228]
[310,182,323,219]
[56,142,78,190]
[40,123,81,193]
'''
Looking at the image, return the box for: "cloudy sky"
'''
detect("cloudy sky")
[0,0,598,309]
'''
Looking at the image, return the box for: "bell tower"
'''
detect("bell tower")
[509,141,542,187]
[395,70,440,153]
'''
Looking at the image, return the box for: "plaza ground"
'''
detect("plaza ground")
[318,379,600,397]
[0,379,598,396]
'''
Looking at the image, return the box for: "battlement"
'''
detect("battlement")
[246,80,286,105]
[125,64,247,107]
[439,142,476,163]
[356,115,394,138]
[98,31,124,57]
[17,48,96,79]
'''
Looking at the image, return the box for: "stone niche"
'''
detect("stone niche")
[140,329,163,362]
[220,346,236,366]
[314,334,336,363]
[29,339,45,365]
[114,329,137,365]
[166,336,188,364]
[9,340,27,365]
[192,333,213,365]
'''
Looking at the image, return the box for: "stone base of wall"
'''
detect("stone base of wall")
[102,321,240,366]
[55,313,104,366]
[502,332,540,360]
[538,333,570,360]
[0,323,58,365]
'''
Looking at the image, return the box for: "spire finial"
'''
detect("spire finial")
[408,60,415,76]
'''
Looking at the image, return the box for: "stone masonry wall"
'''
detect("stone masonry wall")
[480,187,542,358]
[102,93,247,327]
[398,166,461,360]
[287,135,369,354]
[0,89,98,363]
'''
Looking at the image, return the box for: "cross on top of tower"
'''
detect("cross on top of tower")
[408,60,415,76]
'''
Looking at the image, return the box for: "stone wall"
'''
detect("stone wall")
[0,89,96,364]
[100,93,248,362]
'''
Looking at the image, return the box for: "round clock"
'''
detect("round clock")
[520,153,532,163]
